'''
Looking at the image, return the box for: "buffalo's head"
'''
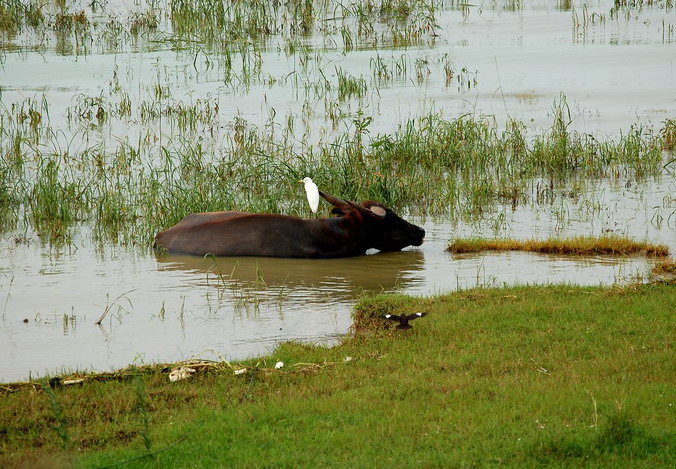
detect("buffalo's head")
[360,200,425,251]
[320,191,425,252]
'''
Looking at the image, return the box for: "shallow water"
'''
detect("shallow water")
[2,175,673,382]
[2,1,675,143]
[1,0,675,381]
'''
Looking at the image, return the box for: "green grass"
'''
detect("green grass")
[1,283,674,468]
[1,96,671,246]
[447,235,671,257]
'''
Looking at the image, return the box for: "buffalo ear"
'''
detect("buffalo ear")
[369,205,386,218]
[361,201,387,218]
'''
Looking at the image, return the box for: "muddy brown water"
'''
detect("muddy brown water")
[1,1,675,381]
[2,181,673,382]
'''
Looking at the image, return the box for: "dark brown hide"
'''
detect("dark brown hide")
[154,191,425,258]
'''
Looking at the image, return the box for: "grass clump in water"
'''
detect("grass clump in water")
[650,257,676,284]
[0,0,23,33]
[0,0,44,33]
[652,257,676,274]
[661,118,676,150]
[447,235,670,257]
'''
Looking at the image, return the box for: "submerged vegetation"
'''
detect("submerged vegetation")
[447,235,670,257]
[0,1,673,247]
[0,0,442,55]
[0,92,672,246]
[1,283,674,467]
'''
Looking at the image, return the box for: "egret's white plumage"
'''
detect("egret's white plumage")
[301,177,319,213]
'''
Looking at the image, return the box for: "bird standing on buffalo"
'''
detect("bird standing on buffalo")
[300,177,319,213]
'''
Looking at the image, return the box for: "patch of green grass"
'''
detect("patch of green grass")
[529,409,666,463]
[336,67,368,101]
[447,235,670,257]
[1,283,674,468]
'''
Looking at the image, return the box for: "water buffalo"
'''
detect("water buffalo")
[154,191,425,258]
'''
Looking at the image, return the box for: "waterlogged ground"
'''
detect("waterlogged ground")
[1,0,675,382]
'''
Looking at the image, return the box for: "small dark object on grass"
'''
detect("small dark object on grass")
[382,312,427,329]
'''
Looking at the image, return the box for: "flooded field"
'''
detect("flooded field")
[1,0,674,382]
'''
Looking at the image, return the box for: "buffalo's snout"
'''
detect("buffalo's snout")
[406,224,424,247]
[412,226,425,246]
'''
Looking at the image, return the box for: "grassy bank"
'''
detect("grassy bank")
[1,283,674,468]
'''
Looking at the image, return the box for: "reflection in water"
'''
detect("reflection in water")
[156,250,426,301]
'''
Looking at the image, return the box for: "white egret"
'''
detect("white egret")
[300,177,319,213]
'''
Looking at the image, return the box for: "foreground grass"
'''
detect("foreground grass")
[1,283,674,468]
[447,235,671,257]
